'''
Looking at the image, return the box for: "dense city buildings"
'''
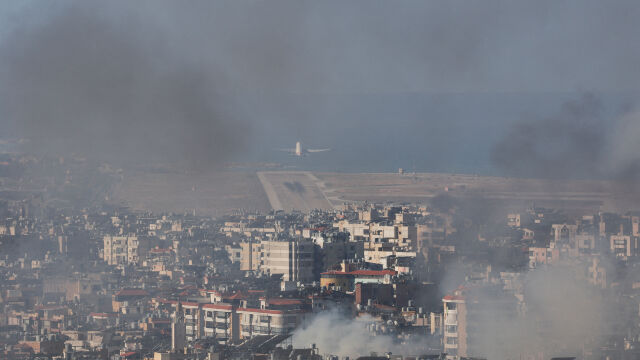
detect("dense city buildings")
[1,154,640,360]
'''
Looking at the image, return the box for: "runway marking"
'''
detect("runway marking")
[256,172,283,211]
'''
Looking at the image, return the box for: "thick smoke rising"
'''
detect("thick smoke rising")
[491,94,606,179]
[3,1,640,173]
[0,3,247,169]
[441,263,609,360]
[297,265,608,359]
[292,308,437,357]
[492,94,640,183]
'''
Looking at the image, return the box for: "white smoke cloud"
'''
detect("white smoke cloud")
[292,308,438,358]
[293,262,612,359]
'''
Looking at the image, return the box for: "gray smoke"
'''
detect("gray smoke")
[3,1,640,173]
[292,308,438,357]
[492,94,640,185]
[443,264,609,360]
[0,3,249,169]
[491,94,606,179]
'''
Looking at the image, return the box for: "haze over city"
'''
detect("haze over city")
[2,1,640,360]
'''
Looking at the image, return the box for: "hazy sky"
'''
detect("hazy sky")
[1,1,640,174]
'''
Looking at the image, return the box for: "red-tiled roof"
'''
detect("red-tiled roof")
[442,295,465,301]
[181,302,199,308]
[236,307,284,315]
[120,351,137,358]
[267,298,303,306]
[224,292,246,300]
[235,307,311,315]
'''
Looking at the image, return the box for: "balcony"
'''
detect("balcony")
[444,315,457,324]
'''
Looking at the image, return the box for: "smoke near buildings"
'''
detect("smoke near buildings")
[2,2,640,358]
[292,308,437,358]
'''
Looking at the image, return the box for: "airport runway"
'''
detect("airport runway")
[256,171,334,212]
[115,169,632,215]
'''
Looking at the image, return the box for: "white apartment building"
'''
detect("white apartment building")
[103,236,148,266]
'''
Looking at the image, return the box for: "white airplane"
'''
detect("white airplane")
[279,141,331,157]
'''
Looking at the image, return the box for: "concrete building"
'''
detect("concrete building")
[202,303,238,343]
[261,239,314,283]
[610,234,636,259]
[182,302,203,342]
[103,236,148,266]
[171,304,186,351]
[442,287,518,359]
[239,241,262,272]
[237,307,305,338]
[551,224,579,249]
[443,294,465,358]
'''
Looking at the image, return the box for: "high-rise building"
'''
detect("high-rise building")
[262,239,314,283]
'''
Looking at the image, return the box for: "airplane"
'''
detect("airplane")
[279,141,331,157]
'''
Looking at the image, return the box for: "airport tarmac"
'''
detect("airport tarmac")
[113,169,638,216]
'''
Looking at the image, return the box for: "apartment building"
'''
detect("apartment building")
[237,307,305,338]
[182,303,203,342]
[443,294,465,358]
[334,220,417,250]
[261,239,314,283]
[103,236,149,266]
[239,241,262,272]
[202,303,238,343]
[610,234,637,259]
[442,287,518,359]
[170,299,308,343]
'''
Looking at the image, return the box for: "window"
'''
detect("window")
[446,302,457,311]
[446,325,457,333]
